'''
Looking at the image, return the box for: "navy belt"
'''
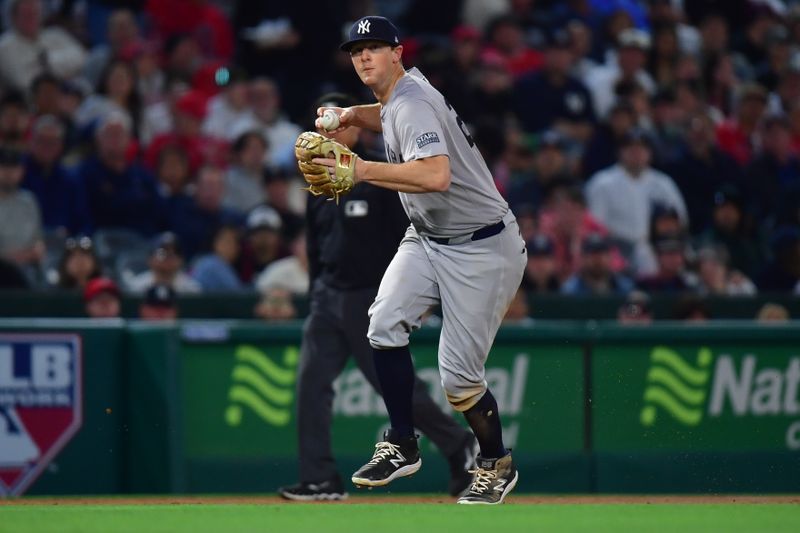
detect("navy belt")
[429,220,506,245]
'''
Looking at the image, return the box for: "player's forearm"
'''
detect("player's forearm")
[357,157,450,193]
[349,104,383,132]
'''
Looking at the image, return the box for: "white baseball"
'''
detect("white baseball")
[320,109,340,131]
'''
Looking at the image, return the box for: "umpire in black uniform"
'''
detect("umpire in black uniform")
[278,93,476,501]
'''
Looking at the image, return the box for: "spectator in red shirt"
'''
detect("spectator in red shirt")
[538,182,626,281]
[482,15,543,79]
[716,83,768,166]
[145,0,234,61]
[145,90,227,174]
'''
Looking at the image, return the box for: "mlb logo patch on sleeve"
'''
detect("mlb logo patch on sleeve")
[415,132,440,149]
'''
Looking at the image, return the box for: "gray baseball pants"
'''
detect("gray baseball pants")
[367,211,526,411]
[297,281,470,483]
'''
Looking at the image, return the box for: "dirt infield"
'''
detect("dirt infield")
[2,495,798,506]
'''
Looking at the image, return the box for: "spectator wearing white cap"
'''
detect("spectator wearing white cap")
[236,205,285,284]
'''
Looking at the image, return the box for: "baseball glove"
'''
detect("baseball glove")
[294,131,356,202]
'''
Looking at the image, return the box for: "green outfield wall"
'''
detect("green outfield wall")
[0,319,798,496]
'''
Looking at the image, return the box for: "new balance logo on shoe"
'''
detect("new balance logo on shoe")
[351,431,421,488]
[389,451,406,469]
[457,453,519,505]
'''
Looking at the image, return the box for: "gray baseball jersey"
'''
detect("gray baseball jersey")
[380,67,508,239]
[367,67,526,412]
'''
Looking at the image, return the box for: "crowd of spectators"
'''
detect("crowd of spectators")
[0,0,798,322]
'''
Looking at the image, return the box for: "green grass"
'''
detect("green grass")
[1,503,799,533]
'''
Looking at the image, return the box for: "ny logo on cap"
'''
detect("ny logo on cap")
[357,19,371,34]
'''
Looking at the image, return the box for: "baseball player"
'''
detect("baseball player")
[311,16,526,505]
[278,92,478,502]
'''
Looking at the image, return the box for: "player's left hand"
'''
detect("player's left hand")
[295,131,357,202]
[311,157,364,184]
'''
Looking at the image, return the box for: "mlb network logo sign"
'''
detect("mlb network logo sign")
[0,334,82,496]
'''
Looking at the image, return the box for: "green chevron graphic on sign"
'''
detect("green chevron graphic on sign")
[225,345,299,427]
[640,346,713,427]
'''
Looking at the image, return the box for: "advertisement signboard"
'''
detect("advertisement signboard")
[180,339,585,490]
[0,334,82,496]
[593,344,800,452]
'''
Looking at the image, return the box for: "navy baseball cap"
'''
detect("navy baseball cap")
[340,16,401,52]
[582,233,611,254]
[151,232,183,257]
[538,129,567,150]
[713,184,744,208]
[620,127,653,148]
[653,236,685,254]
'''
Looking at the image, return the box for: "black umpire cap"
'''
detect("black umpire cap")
[340,16,401,51]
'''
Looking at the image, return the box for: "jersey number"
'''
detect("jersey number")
[444,97,475,148]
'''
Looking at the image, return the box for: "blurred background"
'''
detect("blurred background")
[0,0,799,498]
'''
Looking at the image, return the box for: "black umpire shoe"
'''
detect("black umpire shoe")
[456,452,519,505]
[278,477,348,501]
[447,434,479,497]
[351,430,421,488]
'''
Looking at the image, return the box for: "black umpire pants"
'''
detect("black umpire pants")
[297,280,470,483]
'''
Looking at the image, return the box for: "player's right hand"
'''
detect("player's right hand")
[316,106,353,134]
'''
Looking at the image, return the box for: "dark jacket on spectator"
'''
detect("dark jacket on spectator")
[168,194,244,261]
[80,155,166,237]
[666,144,742,235]
[513,71,595,135]
[22,156,92,236]
[744,153,800,227]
